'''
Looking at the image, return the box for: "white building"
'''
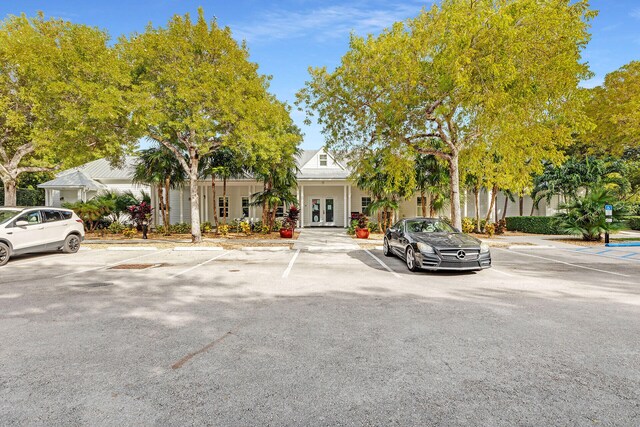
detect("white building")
[40,149,562,227]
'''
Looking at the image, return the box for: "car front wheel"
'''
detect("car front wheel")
[383,238,393,257]
[63,234,81,254]
[0,242,10,266]
[405,246,419,272]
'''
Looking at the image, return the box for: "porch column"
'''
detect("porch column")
[464,190,468,218]
[348,186,352,221]
[179,188,184,223]
[343,185,347,227]
[204,185,209,222]
[300,185,305,227]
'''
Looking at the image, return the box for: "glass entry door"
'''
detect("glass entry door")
[325,199,334,223]
[309,197,336,225]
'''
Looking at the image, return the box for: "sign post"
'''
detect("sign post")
[604,204,613,244]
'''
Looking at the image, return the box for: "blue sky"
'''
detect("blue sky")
[1,0,638,149]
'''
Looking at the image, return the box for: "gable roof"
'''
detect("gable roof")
[38,170,107,191]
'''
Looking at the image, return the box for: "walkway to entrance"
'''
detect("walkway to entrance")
[293,227,359,251]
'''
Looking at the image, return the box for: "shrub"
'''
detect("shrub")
[170,223,191,234]
[367,221,379,233]
[553,188,627,241]
[495,219,507,235]
[200,222,213,233]
[461,217,475,234]
[282,206,300,231]
[122,228,136,239]
[108,222,125,234]
[239,221,251,234]
[64,199,115,231]
[356,214,368,229]
[126,201,152,230]
[347,219,357,235]
[627,216,640,231]
[218,224,229,235]
[485,222,495,237]
[506,216,564,234]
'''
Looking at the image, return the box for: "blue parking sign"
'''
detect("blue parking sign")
[605,204,613,211]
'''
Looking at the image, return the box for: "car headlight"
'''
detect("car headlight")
[416,242,435,254]
[480,242,490,253]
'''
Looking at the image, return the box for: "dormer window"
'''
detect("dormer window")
[319,154,328,166]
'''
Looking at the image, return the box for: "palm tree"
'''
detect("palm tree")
[201,147,246,226]
[415,153,450,217]
[133,144,186,233]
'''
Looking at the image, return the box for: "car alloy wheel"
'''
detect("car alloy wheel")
[0,242,9,266]
[63,235,81,254]
[383,238,393,257]
[406,247,418,272]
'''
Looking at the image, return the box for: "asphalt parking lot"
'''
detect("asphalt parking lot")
[1,235,639,425]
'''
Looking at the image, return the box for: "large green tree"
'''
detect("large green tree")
[122,9,298,242]
[299,0,594,230]
[584,61,640,156]
[0,13,136,206]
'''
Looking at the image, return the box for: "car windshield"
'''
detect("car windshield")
[0,210,21,225]
[406,219,455,233]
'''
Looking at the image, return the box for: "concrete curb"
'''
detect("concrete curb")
[241,247,291,252]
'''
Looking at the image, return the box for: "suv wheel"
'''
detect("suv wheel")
[0,242,9,266]
[405,247,419,272]
[63,234,81,254]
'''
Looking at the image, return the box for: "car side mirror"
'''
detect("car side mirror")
[16,220,28,227]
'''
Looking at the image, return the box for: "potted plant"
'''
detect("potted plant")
[280,205,299,238]
[355,214,370,239]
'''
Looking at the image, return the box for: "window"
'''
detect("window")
[14,210,41,226]
[218,197,229,218]
[242,197,249,217]
[319,154,328,166]
[43,210,62,222]
[61,211,73,220]
[416,196,426,216]
[276,204,284,218]
[361,197,371,214]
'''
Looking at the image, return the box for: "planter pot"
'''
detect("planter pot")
[279,228,294,238]
[355,228,370,239]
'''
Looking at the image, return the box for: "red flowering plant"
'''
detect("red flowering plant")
[127,201,153,231]
[282,205,299,231]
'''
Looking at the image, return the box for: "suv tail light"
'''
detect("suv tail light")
[76,219,83,223]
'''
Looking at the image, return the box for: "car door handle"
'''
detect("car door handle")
[6,231,12,234]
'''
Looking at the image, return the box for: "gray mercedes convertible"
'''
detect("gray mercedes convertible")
[383,217,491,272]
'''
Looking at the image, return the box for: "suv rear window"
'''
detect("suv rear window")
[43,210,62,222]
[61,211,73,220]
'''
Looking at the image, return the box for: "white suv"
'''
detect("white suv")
[0,207,85,266]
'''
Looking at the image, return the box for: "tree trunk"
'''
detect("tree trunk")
[448,154,462,231]
[429,194,436,218]
[3,179,17,206]
[501,193,509,221]
[189,162,202,243]
[519,196,524,216]
[484,184,498,226]
[222,177,227,225]
[377,207,382,233]
[165,176,171,231]
[421,191,426,217]
[212,177,218,228]
[474,188,481,233]
[157,185,165,226]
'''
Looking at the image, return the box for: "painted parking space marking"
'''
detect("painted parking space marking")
[498,248,630,277]
[489,267,515,277]
[364,249,402,279]
[567,247,640,262]
[54,248,172,278]
[282,249,301,279]
[168,251,229,279]
[7,249,106,267]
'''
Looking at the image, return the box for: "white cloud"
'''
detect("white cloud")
[232,2,430,44]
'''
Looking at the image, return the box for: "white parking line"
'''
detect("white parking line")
[497,248,630,278]
[364,249,402,279]
[282,249,301,279]
[489,267,515,277]
[8,249,105,267]
[168,251,229,279]
[54,248,172,278]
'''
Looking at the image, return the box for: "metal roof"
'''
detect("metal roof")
[57,156,138,180]
[38,170,107,191]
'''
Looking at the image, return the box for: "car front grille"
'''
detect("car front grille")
[438,248,480,261]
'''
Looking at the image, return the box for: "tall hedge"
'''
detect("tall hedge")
[627,216,640,231]
[506,216,564,234]
[0,188,45,206]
